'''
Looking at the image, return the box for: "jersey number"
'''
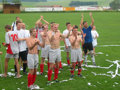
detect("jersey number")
[11,34,18,41]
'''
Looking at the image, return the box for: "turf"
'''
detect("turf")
[0,11,120,90]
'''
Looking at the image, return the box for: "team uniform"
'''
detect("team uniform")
[82,26,93,54]
[49,48,61,63]
[69,34,83,77]
[27,54,39,69]
[5,31,19,58]
[17,29,28,61]
[63,29,71,52]
[40,32,50,59]
[91,30,99,48]
[82,26,96,65]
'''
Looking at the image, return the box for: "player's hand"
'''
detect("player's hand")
[41,16,43,20]
[65,45,68,49]
[89,12,92,17]
[0,51,3,55]
[2,42,6,46]
[81,13,84,18]
[83,33,86,38]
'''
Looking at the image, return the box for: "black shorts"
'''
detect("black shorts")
[19,50,28,61]
[83,42,93,54]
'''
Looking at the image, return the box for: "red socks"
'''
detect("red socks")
[40,64,44,73]
[70,68,74,75]
[78,68,82,75]
[76,61,78,66]
[48,69,53,81]
[32,74,37,84]
[59,61,62,69]
[28,73,32,87]
[28,73,37,87]
[54,68,59,80]
[80,60,83,65]
[67,60,70,65]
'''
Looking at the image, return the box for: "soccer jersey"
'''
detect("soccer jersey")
[91,30,99,47]
[82,26,93,43]
[5,31,19,54]
[63,29,71,46]
[17,29,28,52]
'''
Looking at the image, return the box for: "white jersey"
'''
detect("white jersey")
[5,31,19,54]
[91,30,99,47]
[63,29,71,46]
[17,29,27,52]
[12,21,17,31]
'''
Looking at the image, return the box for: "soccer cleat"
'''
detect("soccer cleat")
[70,75,74,78]
[84,62,87,66]
[27,85,34,90]
[54,79,59,83]
[40,72,43,75]
[93,62,96,66]
[33,84,40,89]
[78,74,82,77]
[23,71,27,75]
[47,81,51,86]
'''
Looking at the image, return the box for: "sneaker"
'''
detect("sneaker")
[28,85,34,90]
[93,62,96,66]
[47,81,51,86]
[70,75,74,78]
[14,75,21,78]
[40,72,43,75]
[23,71,27,75]
[54,79,59,83]
[78,74,82,77]
[84,62,87,66]
[33,84,40,89]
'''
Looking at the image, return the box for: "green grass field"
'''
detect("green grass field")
[0,11,120,90]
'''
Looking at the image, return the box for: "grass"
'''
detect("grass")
[0,11,120,90]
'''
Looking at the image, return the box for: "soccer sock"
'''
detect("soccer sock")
[90,51,95,63]
[80,60,83,65]
[48,69,53,81]
[40,64,44,73]
[70,67,74,75]
[59,61,62,69]
[76,61,78,66]
[84,55,87,63]
[78,66,82,75]
[67,57,70,65]
[28,73,32,87]
[23,63,27,72]
[54,68,59,80]
[14,65,17,73]
[48,62,50,70]
[32,74,37,84]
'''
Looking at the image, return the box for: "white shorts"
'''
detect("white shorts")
[27,54,39,69]
[41,45,50,58]
[5,53,19,59]
[71,48,82,63]
[38,45,41,50]
[49,48,61,63]
[64,46,71,52]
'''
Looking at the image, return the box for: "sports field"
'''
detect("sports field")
[0,11,120,90]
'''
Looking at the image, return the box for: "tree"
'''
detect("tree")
[12,0,21,4]
[2,0,8,4]
[110,0,120,10]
